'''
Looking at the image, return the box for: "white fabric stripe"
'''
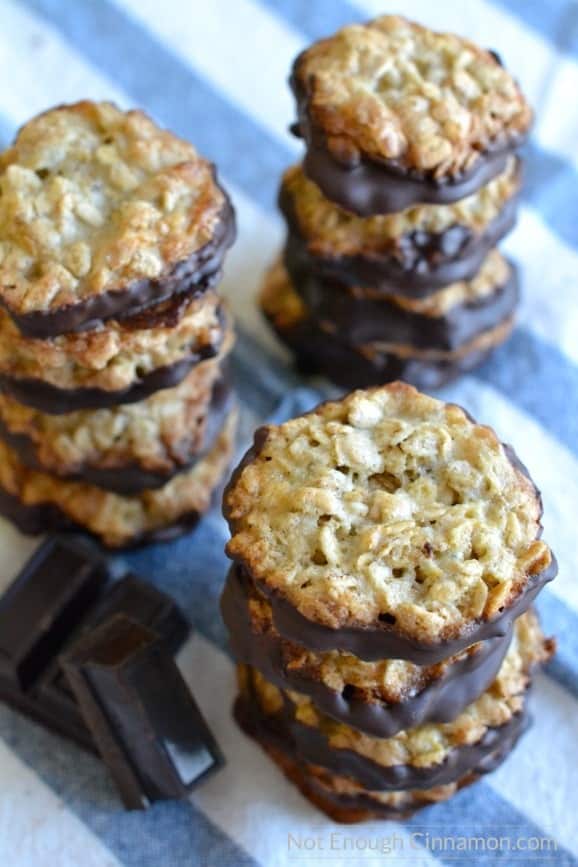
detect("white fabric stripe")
[114,0,300,154]
[537,57,578,168]
[0,742,121,867]
[488,671,578,856]
[503,208,578,366]
[440,376,578,615]
[182,633,443,867]
[220,191,284,349]
[111,0,578,366]
[0,525,40,592]
[0,1,127,115]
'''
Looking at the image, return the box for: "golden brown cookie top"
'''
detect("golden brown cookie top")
[0,102,228,318]
[292,16,531,177]
[225,382,551,642]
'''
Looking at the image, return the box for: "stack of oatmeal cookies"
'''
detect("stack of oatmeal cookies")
[0,102,237,548]
[261,16,531,390]
[222,383,556,821]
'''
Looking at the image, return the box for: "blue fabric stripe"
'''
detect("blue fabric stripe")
[260,0,361,36]
[524,143,578,252]
[407,783,575,865]
[231,327,302,417]
[538,592,578,702]
[0,706,257,867]
[0,117,13,148]
[492,0,578,58]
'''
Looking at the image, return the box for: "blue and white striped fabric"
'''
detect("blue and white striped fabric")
[0,1,576,865]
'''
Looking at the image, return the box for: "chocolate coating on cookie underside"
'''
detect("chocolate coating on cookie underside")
[299,135,519,217]
[7,197,236,339]
[0,310,229,414]
[0,406,237,548]
[282,191,518,296]
[0,376,233,495]
[236,663,530,792]
[243,738,510,823]
[0,485,204,549]
[253,561,554,664]
[287,253,519,352]
[265,298,513,391]
[222,566,511,737]
[260,257,516,389]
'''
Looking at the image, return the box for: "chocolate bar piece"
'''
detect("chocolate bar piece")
[0,539,189,751]
[0,539,108,690]
[62,614,224,809]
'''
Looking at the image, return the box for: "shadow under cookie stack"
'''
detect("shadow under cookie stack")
[222,383,557,822]
[0,101,237,548]
[261,15,532,390]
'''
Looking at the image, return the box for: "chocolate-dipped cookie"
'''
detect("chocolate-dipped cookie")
[260,259,515,390]
[224,383,555,664]
[291,16,531,215]
[0,101,235,337]
[222,565,511,738]
[0,405,237,548]
[238,734,520,823]
[238,608,552,791]
[286,250,518,351]
[0,289,224,396]
[0,363,232,494]
[0,304,233,413]
[281,161,520,294]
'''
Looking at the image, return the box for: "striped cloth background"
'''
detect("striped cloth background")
[0,1,576,865]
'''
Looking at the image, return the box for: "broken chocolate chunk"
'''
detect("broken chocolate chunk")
[62,614,224,809]
[0,539,189,751]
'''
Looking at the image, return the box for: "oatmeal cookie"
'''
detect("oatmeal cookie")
[224,383,554,658]
[0,364,232,494]
[0,101,235,337]
[0,405,237,548]
[240,730,525,822]
[260,259,515,390]
[239,609,551,790]
[0,301,233,413]
[222,565,510,738]
[283,251,518,351]
[291,16,531,215]
[281,160,519,293]
[236,674,529,821]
